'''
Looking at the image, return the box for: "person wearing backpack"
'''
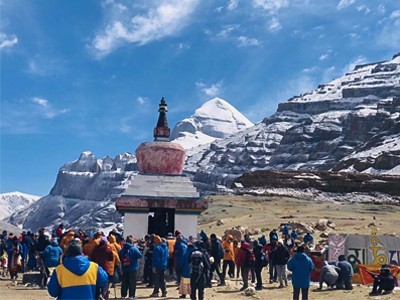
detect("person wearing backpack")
[190,248,209,300]
[236,241,255,291]
[118,236,142,299]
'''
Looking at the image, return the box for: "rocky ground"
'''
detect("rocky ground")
[1,194,399,299]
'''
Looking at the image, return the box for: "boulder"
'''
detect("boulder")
[216,219,224,226]
[244,287,256,296]
[314,219,329,231]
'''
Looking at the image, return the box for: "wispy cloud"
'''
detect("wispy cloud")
[268,17,282,32]
[90,0,199,58]
[227,0,239,11]
[0,32,18,49]
[1,98,69,134]
[356,5,370,14]
[27,56,65,76]
[377,9,400,49]
[237,36,260,47]
[252,0,289,12]
[136,96,147,105]
[337,0,356,10]
[343,56,367,73]
[196,81,223,98]
[319,53,329,61]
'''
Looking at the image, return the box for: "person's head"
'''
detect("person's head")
[244,234,251,242]
[176,234,183,242]
[154,235,162,245]
[66,240,82,257]
[380,264,391,276]
[338,255,346,262]
[253,239,259,247]
[277,239,284,247]
[210,233,217,241]
[126,236,134,244]
[166,232,173,239]
[296,245,305,253]
[100,236,108,245]
[233,239,238,247]
[174,230,182,237]
[226,235,233,242]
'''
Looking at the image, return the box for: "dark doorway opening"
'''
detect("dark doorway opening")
[148,208,175,238]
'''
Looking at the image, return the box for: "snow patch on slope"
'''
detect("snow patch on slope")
[0,192,41,220]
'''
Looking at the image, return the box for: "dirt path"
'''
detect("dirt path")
[0,273,397,300]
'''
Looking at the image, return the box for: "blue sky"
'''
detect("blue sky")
[1,0,399,196]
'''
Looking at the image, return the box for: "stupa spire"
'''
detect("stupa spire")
[153,97,170,141]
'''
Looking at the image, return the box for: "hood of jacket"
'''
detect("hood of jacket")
[63,255,91,276]
[123,242,133,251]
[51,241,59,247]
[241,242,250,249]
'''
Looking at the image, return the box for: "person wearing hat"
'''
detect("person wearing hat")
[48,240,108,299]
[336,255,353,290]
[150,235,168,297]
[222,234,235,280]
[287,245,315,300]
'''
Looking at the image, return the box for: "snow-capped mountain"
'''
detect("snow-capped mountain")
[184,53,400,190]
[0,192,40,220]
[170,97,253,149]
[8,152,136,231]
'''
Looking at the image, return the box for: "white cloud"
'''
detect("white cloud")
[343,56,367,73]
[377,4,385,14]
[252,0,289,12]
[91,0,199,58]
[319,54,329,61]
[176,42,190,50]
[0,32,18,49]
[1,98,69,134]
[215,25,240,39]
[337,0,356,10]
[268,17,282,32]
[196,81,223,97]
[32,97,69,119]
[377,13,400,48]
[227,0,239,11]
[356,5,370,14]
[33,97,49,107]
[137,96,147,105]
[237,36,260,47]
[390,10,400,19]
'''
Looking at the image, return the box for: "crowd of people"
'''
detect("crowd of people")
[0,223,397,300]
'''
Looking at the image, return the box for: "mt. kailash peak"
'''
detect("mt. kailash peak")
[170,97,253,149]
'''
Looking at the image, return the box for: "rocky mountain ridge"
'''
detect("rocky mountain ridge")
[0,192,40,220]
[184,53,400,190]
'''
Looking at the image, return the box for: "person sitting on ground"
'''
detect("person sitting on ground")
[369,264,396,296]
[336,255,353,290]
[48,240,108,300]
[318,261,340,289]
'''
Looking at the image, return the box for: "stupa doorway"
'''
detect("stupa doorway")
[148,208,175,237]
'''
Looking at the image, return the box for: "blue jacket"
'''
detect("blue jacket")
[175,240,188,268]
[152,242,168,270]
[119,243,142,273]
[181,244,197,278]
[42,241,63,268]
[303,233,314,244]
[287,252,315,288]
[48,255,108,299]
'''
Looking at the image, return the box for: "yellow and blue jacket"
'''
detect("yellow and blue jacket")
[48,255,108,299]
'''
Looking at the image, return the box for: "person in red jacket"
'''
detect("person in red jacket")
[236,242,255,291]
[92,236,114,297]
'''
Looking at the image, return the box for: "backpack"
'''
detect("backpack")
[244,249,255,268]
[190,251,204,275]
[122,249,131,267]
[261,252,269,267]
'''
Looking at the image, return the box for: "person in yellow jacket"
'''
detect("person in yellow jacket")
[165,232,176,278]
[83,233,101,260]
[221,235,235,279]
[48,240,108,300]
